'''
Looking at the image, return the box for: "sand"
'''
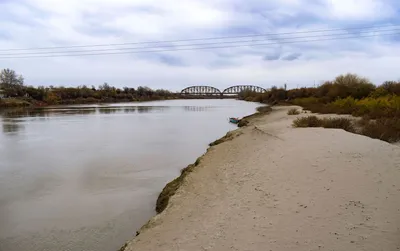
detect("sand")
[124,106,400,251]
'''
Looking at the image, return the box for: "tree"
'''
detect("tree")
[0,69,25,97]
[0,68,24,87]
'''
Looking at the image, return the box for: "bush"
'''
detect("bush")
[292,116,323,127]
[380,81,400,95]
[360,118,400,143]
[287,108,300,115]
[256,106,272,113]
[322,117,355,132]
[353,95,400,118]
[293,116,399,143]
[293,95,400,119]
[293,116,354,132]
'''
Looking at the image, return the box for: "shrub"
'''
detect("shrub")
[292,97,322,107]
[369,87,389,98]
[322,117,355,132]
[293,116,354,131]
[331,96,357,113]
[256,106,272,113]
[292,116,323,127]
[332,73,375,99]
[293,116,399,143]
[238,119,249,127]
[287,108,300,115]
[353,95,400,118]
[380,81,400,95]
[360,118,400,143]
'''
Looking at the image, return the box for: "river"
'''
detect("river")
[0,99,261,251]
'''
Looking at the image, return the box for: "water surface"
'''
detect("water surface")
[0,99,260,251]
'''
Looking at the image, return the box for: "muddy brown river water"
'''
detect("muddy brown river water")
[0,99,260,251]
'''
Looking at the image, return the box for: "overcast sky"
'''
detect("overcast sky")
[0,0,400,91]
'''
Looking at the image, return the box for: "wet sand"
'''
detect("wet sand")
[124,106,400,251]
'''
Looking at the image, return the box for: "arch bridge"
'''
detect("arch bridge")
[181,86,221,95]
[180,85,266,96]
[222,85,266,95]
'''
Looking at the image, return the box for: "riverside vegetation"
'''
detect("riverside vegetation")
[239,73,400,143]
[0,68,177,108]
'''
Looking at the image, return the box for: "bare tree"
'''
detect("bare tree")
[0,69,25,97]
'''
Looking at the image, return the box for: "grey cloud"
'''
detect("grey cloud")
[263,54,280,61]
[281,53,301,61]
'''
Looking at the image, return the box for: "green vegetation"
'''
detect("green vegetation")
[239,73,400,143]
[287,108,300,115]
[292,95,400,118]
[0,68,177,108]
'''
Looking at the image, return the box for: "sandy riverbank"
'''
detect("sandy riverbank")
[124,106,400,251]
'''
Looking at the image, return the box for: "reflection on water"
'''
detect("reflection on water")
[123,107,136,113]
[0,100,262,251]
[98,107,118,114]
[184,106,213,112]
[2,122,25,135]
[0,105,215,119]
[0,105,175,119]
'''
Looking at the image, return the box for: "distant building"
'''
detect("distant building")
[0,89,5,98]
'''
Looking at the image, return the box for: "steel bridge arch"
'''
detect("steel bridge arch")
[222,85,267,94]
[181,86,222,95]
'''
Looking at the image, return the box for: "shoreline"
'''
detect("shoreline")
[0,97,180,109]
[117,106,266,251]
[0,96,239,109]
[120,105,400,251]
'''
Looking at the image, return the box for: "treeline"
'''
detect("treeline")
[239,73,400,142]
[0,68,177,107]
[240,73,399,106]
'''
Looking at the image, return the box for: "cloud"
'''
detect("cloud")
[145,53,186,67]
[0,0,400,90]
[323,0,396,20]
[281,52,301,61]
[263,49,281,61]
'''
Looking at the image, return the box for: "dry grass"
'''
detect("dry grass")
[322,117,355,132]
[209,132,235,146]
[156,162,197,214]
[359,118,400,143]
[292,116,323,127]
[287,108,300,115]
[256,106,272,113]
[237,106,272,128]
[293,116,355,132]
[293,115,399,143]
[237,119,249,127]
